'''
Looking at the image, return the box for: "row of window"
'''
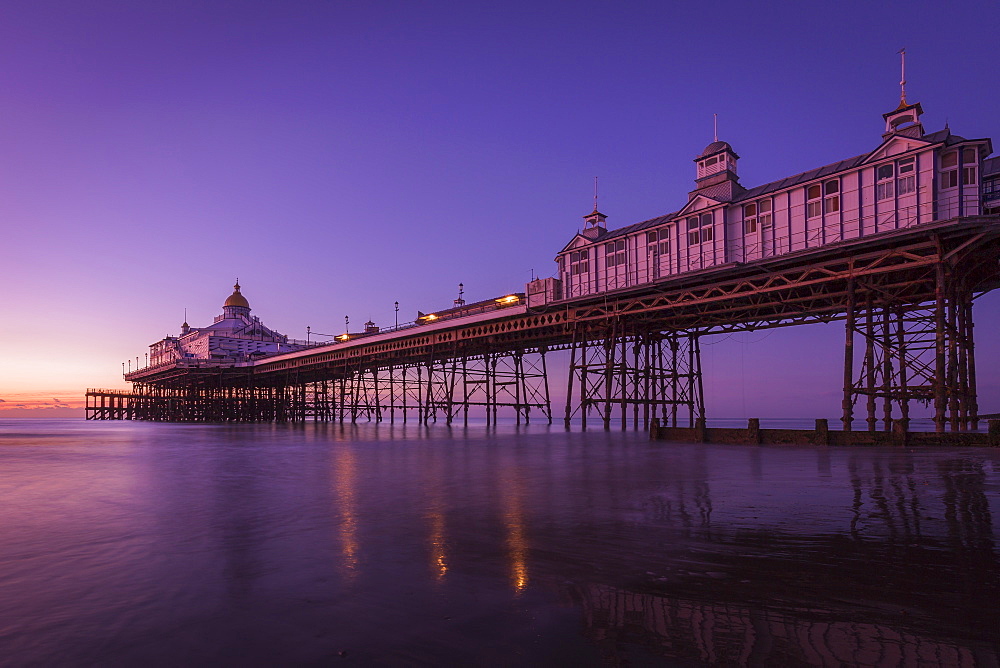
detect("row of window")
[687,213,714,245]
[563,148,984,274]
[941,149,978,189]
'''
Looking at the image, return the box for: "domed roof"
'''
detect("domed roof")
[224,281,250,309]
[698,140,734,158]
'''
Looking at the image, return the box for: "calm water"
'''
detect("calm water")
[1,419,998,667]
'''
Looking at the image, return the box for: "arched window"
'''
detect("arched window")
[806,185,822,218]
[824,180,840,213]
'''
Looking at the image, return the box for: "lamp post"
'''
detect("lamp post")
[307,326,311,344]
[145,353,148,368]
[394,301,399,328]
[122,361,125,377]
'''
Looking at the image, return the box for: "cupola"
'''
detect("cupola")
[581,207,607,239]
[222,280,251,319]
[695,141,739,182]
[689,136,743,201]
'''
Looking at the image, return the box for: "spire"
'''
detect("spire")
[882,49,923,138]
[713,113,718,143]
[582,177,607,237]
[898,48,907,106]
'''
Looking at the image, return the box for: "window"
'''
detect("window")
[897,176,916,195]
[941,151,958,189]
[877,164,894,201]
[758,198,772,228]
[687,217,700,245]
[570,249,589,275]
[961,148,977,186]
[646,229,670,255]
[743,203,757,234]
[743,200,772,233]
[604,239,626,267]
[897,158,916,195]
[687,213,713,244]
[806,184,822,218]
[824,180,840,213]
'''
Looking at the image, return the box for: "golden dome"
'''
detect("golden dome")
[224,281,250,309]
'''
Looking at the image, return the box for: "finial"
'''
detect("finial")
[593,176,599,212]
[898,48,906,105]
[234,278,240,291]
[713,113,718,142]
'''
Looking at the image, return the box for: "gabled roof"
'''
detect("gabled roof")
[558,233,600,253]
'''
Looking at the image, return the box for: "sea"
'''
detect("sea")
[1,418,998,666]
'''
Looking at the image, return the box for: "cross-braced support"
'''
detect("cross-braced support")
[425,349,552,426]
[842,264,978,434]
[564,323,705,430]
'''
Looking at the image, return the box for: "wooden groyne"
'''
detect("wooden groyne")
[650,418,1000,447]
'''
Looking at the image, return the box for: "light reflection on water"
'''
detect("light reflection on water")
[0,418,998,666]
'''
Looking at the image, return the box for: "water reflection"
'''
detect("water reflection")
[569,582,986,666]
[500,465,529,594]
[1,420,997,666]
[332,447,359,580]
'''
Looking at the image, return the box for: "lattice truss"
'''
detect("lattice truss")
[283,353,551,425]
[845,280,977,432]
[565,323,705,430]
[425,350,551,426]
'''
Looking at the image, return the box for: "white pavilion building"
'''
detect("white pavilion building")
[148,282,309,366]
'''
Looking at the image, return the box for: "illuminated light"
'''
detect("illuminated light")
[423,314,438,321]
[495,295,519,304]
[338,334,350,341]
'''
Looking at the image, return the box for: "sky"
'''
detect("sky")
[1,0,999,419]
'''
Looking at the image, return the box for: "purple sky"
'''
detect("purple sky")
[1,1,998,418]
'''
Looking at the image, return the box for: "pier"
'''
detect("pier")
[89,98,1000,435]
[89,215,1000,434]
